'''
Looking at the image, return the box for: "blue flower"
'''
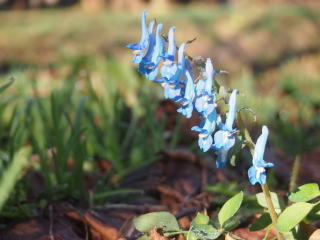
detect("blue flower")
[144,23,165,80]
[248,126,274,185]
[176,62,195,118]
[191,110,218,152]
[155,42,187,99]
[127,10,150,64]
[194,58,217,117]
[212,89,238,167]
[160,26,177,80]
[162,26,176,63]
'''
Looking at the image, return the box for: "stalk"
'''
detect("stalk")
[261,183,285,240]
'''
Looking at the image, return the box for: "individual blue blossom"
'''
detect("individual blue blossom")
[212,89,238,167]
[248,126,274,185]
[127,10,150,64]
[163,26,176,63]
[144,23,165,80]
[191,110,218,152]
[155,42,187,99]
[160,26,177,80]
[176,63,195,118]
[194,58,217,117]
[138,21,156,74]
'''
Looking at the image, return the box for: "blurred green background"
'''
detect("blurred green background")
[0,0,319,220]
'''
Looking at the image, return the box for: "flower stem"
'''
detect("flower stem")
[261,183,285,240]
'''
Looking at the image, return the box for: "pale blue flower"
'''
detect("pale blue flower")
[212,89,238,167]
[191,110,218,152]
[248,126,274,185]
[176,64,195,118]
[145,23,165,80]
[160,26,177,81]
[194,58,217,117]
[127,10,150,64]
[138,20,156,74]
[155,42,187,99]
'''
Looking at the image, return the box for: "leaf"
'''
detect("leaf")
[191,212,210,226]
[133,212,180,233]
[0,147,31,211]
[289,183,320,203]
[222,215,241,231]
[191,224,222,239]
[276,202,315,233]
[249,213,272,231]
[218,191,244,227]
[256,192,282,210]
[0,77,14,94]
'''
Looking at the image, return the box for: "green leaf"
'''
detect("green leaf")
[0,147,31,211]
[133,212,180,233]
[0,77,14,95]
[276,202,315,233]
[218,191,244,227]
[191,212,210,226]
[256,192,281,210]
[191,224,222,239]
[222,215,241,231]
[186,231,197,240]
[289,183,320,203]
[249,213,272,231]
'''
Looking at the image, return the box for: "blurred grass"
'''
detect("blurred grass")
[0,2,319,124]
[0,1,320,219]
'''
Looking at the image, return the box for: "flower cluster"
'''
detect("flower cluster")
[127,10,274,185]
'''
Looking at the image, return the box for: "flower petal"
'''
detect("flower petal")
[199,135,213,152]
[253,125,269,165]
[225,89,237,131]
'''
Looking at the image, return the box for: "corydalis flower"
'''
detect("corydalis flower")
[248,126,274,185]
[176,61,195,118]
[155,42,187,99]
[195,58,217,117]
[137,20,156,74]
[138,23,165,80]
[191,110,218,152]
[191,58,219,151]
[145,23,165,80]
[160,26,177,82]
[212,89,238,168]
[127,10,150,64]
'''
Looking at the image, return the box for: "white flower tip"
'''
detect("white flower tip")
[169,26,176,32]
[205,58,213,72]
[262,125,269,136]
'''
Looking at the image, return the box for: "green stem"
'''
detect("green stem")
[289,155,301,193]
[261,183,285,240]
